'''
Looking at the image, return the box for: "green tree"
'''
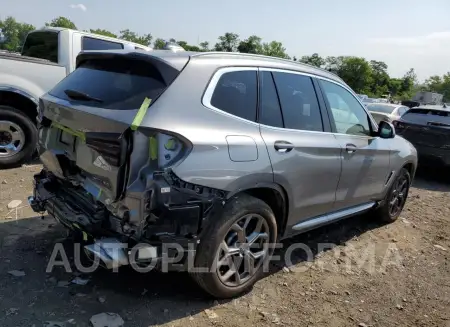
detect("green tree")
[299,53,325,68]
[369,60,390,97]
[89,29,117,38]
[237,35,263,54]
[214,32,240,52]
[0,16,35,51]
[199,41,209,52]
[119,29,152,46]
[176,41,201,51]
[399,68,417,98]
[261,41,289,59]
[153,38,166,49]
[177,40,188,48]
[388,78,403,99]
[337,57,372,94]
[45,16,77,29]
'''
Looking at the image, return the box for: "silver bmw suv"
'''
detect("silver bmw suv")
[29,50,418,298]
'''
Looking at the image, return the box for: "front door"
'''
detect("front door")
[318,79,392,209]
[258,70,342,233]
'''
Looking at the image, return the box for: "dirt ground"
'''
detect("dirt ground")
[0,164,449,327]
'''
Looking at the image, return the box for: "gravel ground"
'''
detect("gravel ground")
[0,164,449,327]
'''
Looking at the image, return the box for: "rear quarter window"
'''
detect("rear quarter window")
[49,57,166,110]
[209,70,258,122]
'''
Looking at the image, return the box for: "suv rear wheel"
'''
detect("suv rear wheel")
[191,194,277,298]
[0,105,37,168]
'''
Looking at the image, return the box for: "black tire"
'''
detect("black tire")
[374,168,411,223]
[0,105,38,169]
[191,194,277,299]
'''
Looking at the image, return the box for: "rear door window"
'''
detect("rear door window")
[21,31,59,63]
[49,57,166,110]
[82,37,124,50]
[210,70,257,122]
[272,72,323,132]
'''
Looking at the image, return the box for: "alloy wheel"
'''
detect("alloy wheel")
[216,214,270,287]
[0,121,25,158]
[388,174,409,217]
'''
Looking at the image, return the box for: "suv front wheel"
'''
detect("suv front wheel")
[191,194,277,298]
[375,168,411,222]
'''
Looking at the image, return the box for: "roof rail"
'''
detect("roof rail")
[192,51,342,81]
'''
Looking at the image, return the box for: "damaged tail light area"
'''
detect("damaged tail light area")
[118,129,227,243]
[85,132,126,167]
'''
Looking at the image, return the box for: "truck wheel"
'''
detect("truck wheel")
[191,194,277,298]
[0,105,38,169]
[374,168,411,223]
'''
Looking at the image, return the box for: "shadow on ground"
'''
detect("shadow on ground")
[0,171,447,326]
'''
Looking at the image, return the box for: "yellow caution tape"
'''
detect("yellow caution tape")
[149,136,158,160]
[131,97,152,131]
[72,223,89,241]
[51,121,86,142]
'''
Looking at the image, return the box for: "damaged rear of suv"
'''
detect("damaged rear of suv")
[30,49,277,298]
[30,49,417,299]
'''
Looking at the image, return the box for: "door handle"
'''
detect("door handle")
[345,143,357,153]
[274,141,294,153]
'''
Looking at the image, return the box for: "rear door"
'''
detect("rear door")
[39,52,186,200]
[318,79,392,209]
[258,69,342,233]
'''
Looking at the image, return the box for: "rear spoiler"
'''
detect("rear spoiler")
[76,50,190,85]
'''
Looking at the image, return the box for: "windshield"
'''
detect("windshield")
[367,104,395,114]
[21,31,59,63]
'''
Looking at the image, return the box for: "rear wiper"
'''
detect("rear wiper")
[64,89,103,103]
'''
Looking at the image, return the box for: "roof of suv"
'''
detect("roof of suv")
[79,49,345,84]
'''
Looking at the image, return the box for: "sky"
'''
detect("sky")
[1,0,450,81]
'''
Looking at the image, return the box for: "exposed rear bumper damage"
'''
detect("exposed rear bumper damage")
[29,169,225,270]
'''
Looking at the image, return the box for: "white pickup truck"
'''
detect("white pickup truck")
[0,27,151,168]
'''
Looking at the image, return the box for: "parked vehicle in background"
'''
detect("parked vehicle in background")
[362,98,377,105]
[412,91,443,105]
[394,104,450,169]
[357,94,368,101]
[366,103,410,123]
[29,50,418,298]
[376,98,389,104]
[0,27,151,168]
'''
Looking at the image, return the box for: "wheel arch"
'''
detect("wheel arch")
[0,87,38,123]
[402,161,416,180]
[227,182,289,238]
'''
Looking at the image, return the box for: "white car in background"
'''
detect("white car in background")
[366,103,410,123]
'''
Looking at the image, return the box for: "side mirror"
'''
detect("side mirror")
[378,121,396,139]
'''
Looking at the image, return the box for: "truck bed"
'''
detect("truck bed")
[0,53,67,98]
